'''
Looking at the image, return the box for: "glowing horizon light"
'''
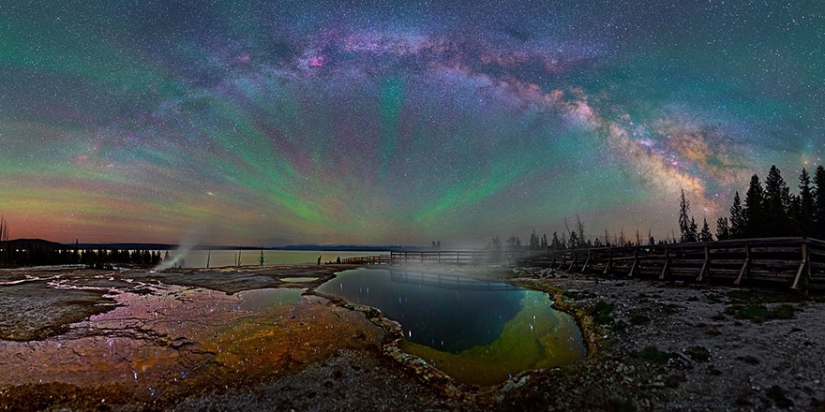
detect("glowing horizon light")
[0,1,821,247]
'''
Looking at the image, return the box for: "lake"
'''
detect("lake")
[315,268,585,385]
[160,249,387,268]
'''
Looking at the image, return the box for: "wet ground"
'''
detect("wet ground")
[2,264,824,411]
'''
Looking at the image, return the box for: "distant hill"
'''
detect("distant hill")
[1,238,66,249]
[1,240,420,252]
[74,242,176,250]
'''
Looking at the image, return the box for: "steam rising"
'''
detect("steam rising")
[153,225,208,271]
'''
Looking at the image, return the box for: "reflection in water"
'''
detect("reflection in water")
[279,277,319,283]
[316,268,585,385]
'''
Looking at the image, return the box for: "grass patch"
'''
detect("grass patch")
[725,304,796,323]
[636,346,675,365]
[590,300,614,325]
[685,346,710,362]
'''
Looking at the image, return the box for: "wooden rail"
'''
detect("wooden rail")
[339,255,391,264]
[389,250,534,266]
[523,237,825,292]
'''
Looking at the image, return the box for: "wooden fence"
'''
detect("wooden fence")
[523,237,825,291]
[389,250,531,266]
[339,255,392,264]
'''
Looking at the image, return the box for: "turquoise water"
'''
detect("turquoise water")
[316,268,585,355]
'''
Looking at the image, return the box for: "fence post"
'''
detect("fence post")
[603,249,613,275]
[659,248,670,280]
[628,248,639,277]
[734,244,750,285]
[697,246,709,282]
[568,251,577,272]
[791,243,809,290]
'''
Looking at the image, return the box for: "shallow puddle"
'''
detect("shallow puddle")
[279,277,319,283]
[316,268,585,385]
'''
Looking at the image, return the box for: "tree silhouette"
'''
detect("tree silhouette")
[678,189,698,242]
[763,165,792,236]
[814,166,825,238]
[729,192,744,238]
[699,218,713,242]
[743,174,765,237]
[678,189,690,241]
[550,232,563,250]
[715,217,730,240]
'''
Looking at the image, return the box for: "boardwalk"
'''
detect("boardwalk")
[525,237,824,292]
[339,238,823,292]
[389,250,530,266]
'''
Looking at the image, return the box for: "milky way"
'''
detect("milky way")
[1,1,823,246]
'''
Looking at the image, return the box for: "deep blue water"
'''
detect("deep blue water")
[316,268,527,353]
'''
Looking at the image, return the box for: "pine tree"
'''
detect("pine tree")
[798,169,814,227]
[743,174,765,237]
[715,217,730,240]
[689,217,699,242]
[569,231,579,249]
[814,166,825,238]
[729,192,744,238]
[529,230,540,250]
[763,165,792,236]
[699,218,714,242]
[550,232,563,250]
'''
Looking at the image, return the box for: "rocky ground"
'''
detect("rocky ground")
[0,264,823,411]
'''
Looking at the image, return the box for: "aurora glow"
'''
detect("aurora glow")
[1,1,823,246]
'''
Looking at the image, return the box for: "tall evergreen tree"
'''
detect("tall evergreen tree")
[799,169,814,222]
[743,174,765,237]
[699,218,713,242]
[715,217,730,240]
[814,166,825,239]
[729,191,744,238]
[569,231,579,249]
[689,217,699,242]
[550,232,563,250]
[763,165,792,236]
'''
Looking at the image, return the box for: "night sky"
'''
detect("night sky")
[1,1,823,246]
